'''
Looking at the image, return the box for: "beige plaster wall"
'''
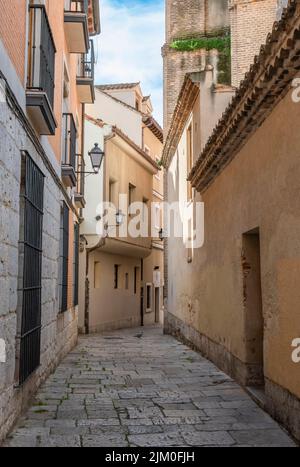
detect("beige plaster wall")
[88,251,141,333]
[167,87,300,399]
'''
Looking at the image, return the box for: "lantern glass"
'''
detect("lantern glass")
[89,143,104,173]
[116,210,124,226]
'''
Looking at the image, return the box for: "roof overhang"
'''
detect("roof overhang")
[108,128,159,175]
[189,0,300,193]
[161,72,202,169]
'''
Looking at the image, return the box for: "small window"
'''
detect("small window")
[109,179,117,205]
[114,264,120,289]
[144,145,150,156]
[146,284,152,311]
[125,273,129,290]
[134,267,139,294]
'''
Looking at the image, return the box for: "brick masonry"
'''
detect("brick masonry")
[0,0,26,83]
[163,0,230,131]
[0,82,78,443]
[229,0,278,87]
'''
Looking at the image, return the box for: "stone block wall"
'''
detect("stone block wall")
[0,80,78,443]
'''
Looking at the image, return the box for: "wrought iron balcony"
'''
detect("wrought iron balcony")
[64,0,89,53]
[75,154,86,208]
[62,113,77,188]
[26,5,57,135]
[76,40,95,103]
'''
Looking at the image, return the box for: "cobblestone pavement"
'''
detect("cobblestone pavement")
[3,326,296,447]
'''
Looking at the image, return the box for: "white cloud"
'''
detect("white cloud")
[94,0,165,124]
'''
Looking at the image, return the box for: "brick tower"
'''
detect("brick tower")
[229,0,278,87]
[163,0,230,131]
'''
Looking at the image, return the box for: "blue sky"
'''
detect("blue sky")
[94,0,165,124]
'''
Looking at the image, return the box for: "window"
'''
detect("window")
[187,124,193,200]
[146,284,152,311]
[125,273,129,290]
[18,152,45,385]
[109,179,117,205]
[114,265,120,289]
[73,223,79,306]
[144,145,150,156]
[60,202,69,312]
[134,267,139,294]
[27,5,56,108]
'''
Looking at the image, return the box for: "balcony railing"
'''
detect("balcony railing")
[65,0,89,13]
[77,40,95,80]
[62,113,77,187]
[27,5,56,108]
[76,40,95,103]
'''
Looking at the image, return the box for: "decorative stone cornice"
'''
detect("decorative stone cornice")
[189,0,300,192]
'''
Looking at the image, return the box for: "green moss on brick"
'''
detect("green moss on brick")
[170,36,230,53]
[170,36,231,85]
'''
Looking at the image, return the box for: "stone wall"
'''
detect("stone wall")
[0,79,78,443]
[229,0,278,87]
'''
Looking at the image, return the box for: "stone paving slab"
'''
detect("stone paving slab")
[2,326,296,447]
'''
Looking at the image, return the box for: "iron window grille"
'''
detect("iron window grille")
[60,202,70,313]
[27,5,56,108]
[77,40,95,80]
[62,113,77,171]
[73,223,80,307]
[19,152,45,385]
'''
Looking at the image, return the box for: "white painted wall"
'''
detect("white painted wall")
[86,89,143,146]
[80,120,111,236]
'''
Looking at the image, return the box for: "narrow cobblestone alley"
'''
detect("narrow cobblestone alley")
[3,326,296,447]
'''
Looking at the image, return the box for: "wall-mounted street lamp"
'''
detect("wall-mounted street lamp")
[89,143,104,174]
[116,210,125,226]
[102,210,126,236]
[77,143,105,175]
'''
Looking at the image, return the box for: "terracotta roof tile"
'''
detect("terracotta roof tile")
[96,83,140,91]
[189,0,300,192]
